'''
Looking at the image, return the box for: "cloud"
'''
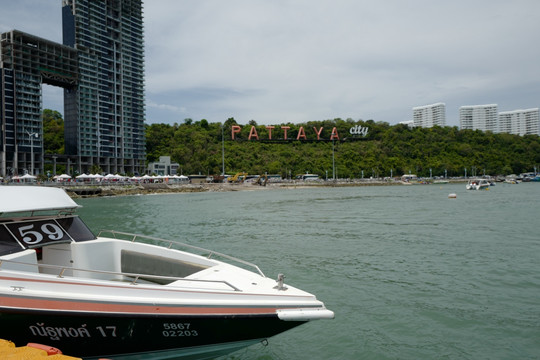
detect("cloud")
[0,1,61,41]
[143,0,540,125]
[2,0,540,126]
[146,99,186,114]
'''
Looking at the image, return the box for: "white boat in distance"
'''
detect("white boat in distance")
[466,179,491,190]
[0,187,333,360]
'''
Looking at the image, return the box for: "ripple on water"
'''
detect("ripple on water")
[76,184,540,360]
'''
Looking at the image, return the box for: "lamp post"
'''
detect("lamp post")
[27,131,39,176]
[52,156,58,176]
[332,139,335,181]
[221,123,225,177]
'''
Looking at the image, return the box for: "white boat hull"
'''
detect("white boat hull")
[0,187,333,358]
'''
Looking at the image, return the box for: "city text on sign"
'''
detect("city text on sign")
[349,125,369,137]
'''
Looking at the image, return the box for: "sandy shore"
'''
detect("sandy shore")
[62,179,464,198]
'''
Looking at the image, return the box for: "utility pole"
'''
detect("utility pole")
[27,131,39,175]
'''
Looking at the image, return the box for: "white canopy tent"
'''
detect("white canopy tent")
[13,174,38,183]
[54,174,72,182]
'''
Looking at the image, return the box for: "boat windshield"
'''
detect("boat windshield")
[0,216,96,256]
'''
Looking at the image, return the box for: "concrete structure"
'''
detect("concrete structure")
[0,0,145,177]
[398,120,414,128]
[147,156,180,176]
[412,103,446,128]
[1,31,78,176]
[459,104,498,132]
[498,108,540,136]
[62,0,145,175]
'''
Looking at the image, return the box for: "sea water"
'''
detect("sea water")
[76,183,540,360]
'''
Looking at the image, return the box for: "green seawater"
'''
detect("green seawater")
[76,183,540,360]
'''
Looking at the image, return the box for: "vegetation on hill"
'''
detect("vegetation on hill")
[145,118,540,178]
[43,109,65,154]
[42,110,540,178]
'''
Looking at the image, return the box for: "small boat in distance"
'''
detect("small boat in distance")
[0,187,333,360]
[297,173,320,181]
[466,178,491,190]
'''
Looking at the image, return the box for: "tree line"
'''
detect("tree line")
[43,110,540,178]
[145,117,540,178]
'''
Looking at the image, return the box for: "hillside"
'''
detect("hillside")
[145,118,540,178]
[42,111,539,178]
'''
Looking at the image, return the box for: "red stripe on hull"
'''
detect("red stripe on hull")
[0,295,278,315]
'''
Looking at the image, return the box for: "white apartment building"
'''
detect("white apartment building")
[412,103,446,128]
[147,156,180,176]
[459,104,498,132]
[399,120,415,128]
[498,108,540,136]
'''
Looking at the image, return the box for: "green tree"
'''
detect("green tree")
[145,119,540,178]
[42,109,64,154]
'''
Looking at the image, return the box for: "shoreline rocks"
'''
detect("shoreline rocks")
[62,180,464,198]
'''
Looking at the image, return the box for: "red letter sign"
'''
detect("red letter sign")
[313,127,324,140]
[248,126,259,140]
[296,126,307,140]
[266,126,275,140]
[231,125,241,140]
[281,126,290,140]
[330,127,340,140]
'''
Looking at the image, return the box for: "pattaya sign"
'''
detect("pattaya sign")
[349,125,369,137]
[231,125,369,141]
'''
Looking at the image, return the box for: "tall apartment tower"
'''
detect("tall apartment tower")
[412,103,446,128]
[0,30,78,177]
[498,108,540,136]
[459,104,498,132]
[0,1,145,177]
[62,0,145,175]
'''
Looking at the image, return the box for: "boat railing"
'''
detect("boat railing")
[0,258,242,291]
[96,229,266,278]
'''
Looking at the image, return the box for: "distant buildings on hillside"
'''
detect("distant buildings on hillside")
[459,104,498,132]
[406,102,540,136]
[497,108,540,136]
[412,103,446,128]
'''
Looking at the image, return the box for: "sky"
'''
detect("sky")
[1,0,539,127]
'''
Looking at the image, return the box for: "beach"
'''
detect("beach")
[60,179,466,198]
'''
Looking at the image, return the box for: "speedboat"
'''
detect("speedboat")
[466,179,490,190]
[0,187,333,359]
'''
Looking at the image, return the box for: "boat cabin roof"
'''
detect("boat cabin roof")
[468,178,489,183]
[0,187,79,215]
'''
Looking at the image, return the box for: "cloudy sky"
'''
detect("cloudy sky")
[1,0,539,126]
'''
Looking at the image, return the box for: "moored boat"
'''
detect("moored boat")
[466,179,490,190]
[0,187,333,360]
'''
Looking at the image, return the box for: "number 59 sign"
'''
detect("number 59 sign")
[7,220,71,247]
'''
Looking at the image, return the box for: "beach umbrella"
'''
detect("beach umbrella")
[54,174,71,182]
[20,174,37,182]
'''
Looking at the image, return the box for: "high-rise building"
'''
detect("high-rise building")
[0,30,78,177]
[459,104,498,132]
[412,103,446,128]
[0,0,145,177]
[498,108,540,136]
[62,0,145,175]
